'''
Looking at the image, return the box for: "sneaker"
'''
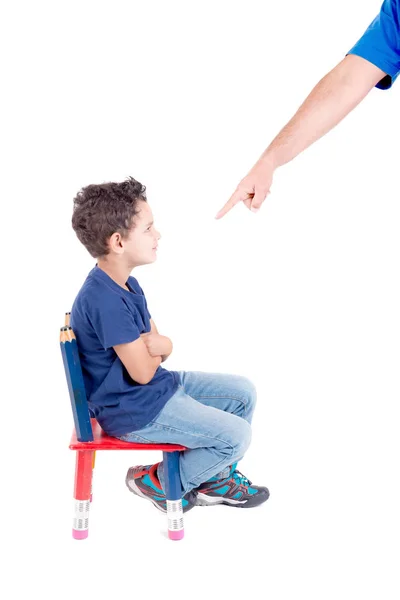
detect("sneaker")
[125,463,196,513]
[194,466,269,508]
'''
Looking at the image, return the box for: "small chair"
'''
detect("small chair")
[60,313,186,541]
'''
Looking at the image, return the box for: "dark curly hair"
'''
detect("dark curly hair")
[72,177,147,257]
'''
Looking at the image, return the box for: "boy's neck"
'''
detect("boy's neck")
[97,258,133,290]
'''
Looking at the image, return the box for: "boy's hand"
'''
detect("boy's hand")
[140,332,172,360]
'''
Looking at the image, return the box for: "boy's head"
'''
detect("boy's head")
[72,177,160,268]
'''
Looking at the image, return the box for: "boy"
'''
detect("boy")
[71,177,269,513]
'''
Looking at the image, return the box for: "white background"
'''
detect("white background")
[2,0,399,598]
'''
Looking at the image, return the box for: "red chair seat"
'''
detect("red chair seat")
[70,419,186,452]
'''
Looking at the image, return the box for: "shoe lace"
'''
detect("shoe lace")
[232,470,252,487]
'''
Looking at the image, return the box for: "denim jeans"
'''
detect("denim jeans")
[118,371,256,494]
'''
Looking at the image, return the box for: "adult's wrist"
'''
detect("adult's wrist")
[259,150,278,171]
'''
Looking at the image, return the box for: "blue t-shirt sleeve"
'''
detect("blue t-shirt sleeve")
[89,298,141,350]
[347,0,400,89]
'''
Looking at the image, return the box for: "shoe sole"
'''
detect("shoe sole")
[195,489,270,508]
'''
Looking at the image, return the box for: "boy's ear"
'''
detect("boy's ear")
[109,232,124,254]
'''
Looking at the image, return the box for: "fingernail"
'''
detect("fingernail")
[251,207,259,213]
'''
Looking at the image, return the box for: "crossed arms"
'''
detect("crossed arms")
[113,319,173,385]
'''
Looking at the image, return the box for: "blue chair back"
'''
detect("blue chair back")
[60,324,94,442]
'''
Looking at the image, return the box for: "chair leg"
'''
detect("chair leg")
[72,450,93,540]
[163,451,184,541]
[90,451,96,502]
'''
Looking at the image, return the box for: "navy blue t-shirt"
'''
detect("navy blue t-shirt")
[348,0,400,89]
[70,266,179,436]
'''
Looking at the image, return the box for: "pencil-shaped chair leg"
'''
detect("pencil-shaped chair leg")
[73,450,93,539]
[163,451,184,540]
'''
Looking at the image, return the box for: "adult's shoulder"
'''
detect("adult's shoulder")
[347,0,400,90]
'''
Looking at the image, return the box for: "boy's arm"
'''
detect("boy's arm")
[114,337,162,385]
[150,319,159,334]
[147,319,173,362]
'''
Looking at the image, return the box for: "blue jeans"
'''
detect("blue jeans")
[118,371,256,494]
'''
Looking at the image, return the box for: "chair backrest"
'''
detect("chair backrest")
[60,315,94,442]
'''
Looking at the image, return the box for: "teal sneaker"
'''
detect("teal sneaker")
[194,465,269,508]
[125,463,196,513]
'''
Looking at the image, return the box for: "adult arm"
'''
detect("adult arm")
[216,54,386,219]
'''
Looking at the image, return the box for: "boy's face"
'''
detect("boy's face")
[122,200,161,267]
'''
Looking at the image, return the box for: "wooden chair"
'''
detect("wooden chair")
[60,313,186,541]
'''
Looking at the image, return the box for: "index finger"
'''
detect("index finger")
[215,189,251,220]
